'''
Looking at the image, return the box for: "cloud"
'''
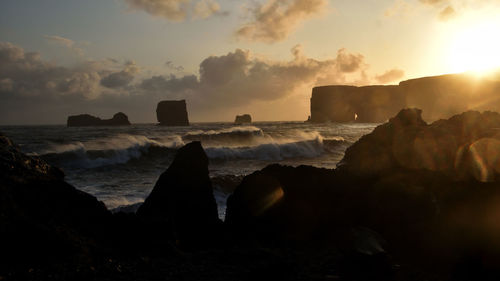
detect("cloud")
[0,41,373,124]
[193,0,226,19]
[235,0,328,43]
[335,48,365,73]
[385,0,460,21]
[375,68,405,84]
[438,5,456,20]
[100,61,140,89]
[44,35,84,56]
[123,0,225,21]
[139,45,369,112]
[165,60,184,71]
[0,42,137,100]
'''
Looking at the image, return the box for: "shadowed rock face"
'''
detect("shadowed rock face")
[311,85,403,123]
[0,132,111,266]
[137,141,220,247]
[67,112,131,126]
[311,73,500,123]
[234,114,252,124]
[156,100,189,126]
[225,109,500,278]
[339,108,500,181]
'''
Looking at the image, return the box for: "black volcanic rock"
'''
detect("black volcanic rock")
[225,109,500,278]
[234,114,252,124]
[339,108,500,181]
[0,132,111,268]
[67,112,131,126]
[137,141,221,247]
[156,100,189,126]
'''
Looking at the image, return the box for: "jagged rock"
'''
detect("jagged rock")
[225,109,500,277]
[67,112,131,126]
[156,100,189,126]
[0,132,111,267]
[310,73,500,123]
[137,141,220,247]
[234,114,252,124]
[339,108,500,181]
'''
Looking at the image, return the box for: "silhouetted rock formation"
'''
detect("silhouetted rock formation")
[137,141,221,247]
[156,100,189,126]
[8,108,500,279]
[67,112,131,126]
[226,108,500,278]
[340,108,500,181]
[234,114,252,124]
[311,85,402,123]
[310,73,500,123]
[0,132,111,268]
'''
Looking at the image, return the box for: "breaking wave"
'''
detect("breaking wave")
[40,134,184,169]
[38,128,349,169]
[182,126,268,146]
[205,138,325,161]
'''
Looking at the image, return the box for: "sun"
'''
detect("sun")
[448,19,500,74]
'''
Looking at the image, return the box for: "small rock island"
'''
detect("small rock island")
[67,112,131,127]
[156,100,189,126]
[234,114,252,124]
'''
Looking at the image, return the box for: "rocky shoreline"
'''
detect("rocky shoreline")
[3,108,500,280]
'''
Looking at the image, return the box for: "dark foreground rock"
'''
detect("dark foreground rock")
[156,100,189,126]
[234,114,252,124]
[225,108,500,279]
[67,112,131,126]
[340,108,500,181]
[7,108,500,280]
[137,141,221,248]
[0,132,112,270]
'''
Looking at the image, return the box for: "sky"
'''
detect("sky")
[1,0,500,124]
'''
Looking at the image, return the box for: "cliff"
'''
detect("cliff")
[310,73,500,123]
[234,114,252,124]
[67,112,131,127]
[156,100,189,126]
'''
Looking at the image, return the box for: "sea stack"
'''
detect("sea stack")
[156,100,189,126]
[67,112,131,127]
[234,114,252,124]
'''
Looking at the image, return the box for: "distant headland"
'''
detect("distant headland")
[310,73,500,123]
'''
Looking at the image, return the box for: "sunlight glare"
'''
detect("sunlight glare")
[449,19,500,75]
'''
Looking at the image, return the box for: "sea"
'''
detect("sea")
[0,122,378,218]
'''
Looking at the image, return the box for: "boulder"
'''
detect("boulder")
[67,112,131,126]
[234,114,252,124]
[137,141,221,247]
[339,108,500,181]
[0,132,112,267]
[156,100,189,126]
